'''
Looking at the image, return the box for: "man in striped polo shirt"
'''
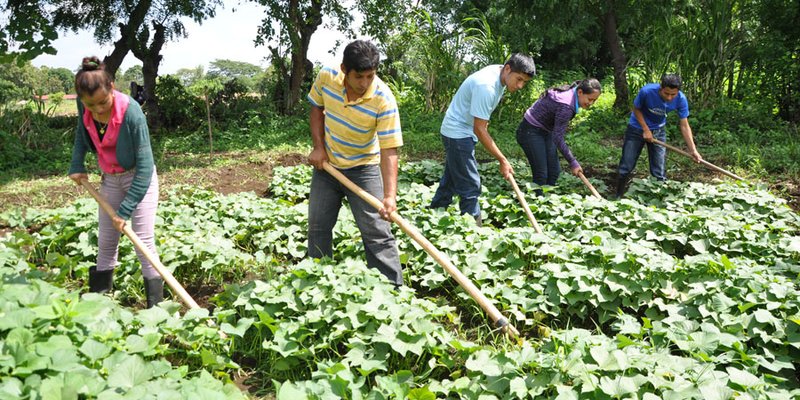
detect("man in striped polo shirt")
[306,40,404,286]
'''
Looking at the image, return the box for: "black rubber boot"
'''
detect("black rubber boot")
[615,174,631,199]
[143,276,164,308]
[88,266,114,293]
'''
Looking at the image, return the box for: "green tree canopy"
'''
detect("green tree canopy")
[119,65,145,88]
[252,0,415,113]
[173,65,205,87]
[0,1,58,63]
[208,59,263,89]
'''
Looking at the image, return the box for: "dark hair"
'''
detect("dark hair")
[75,56,114,97]
[542,78,601,99]
[504,53,536,77]
[342,40,380,73]
[660,73,682,89]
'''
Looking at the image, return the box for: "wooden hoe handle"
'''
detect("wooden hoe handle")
[652,139,745,181]
[80,179,201,309]
[507,175,543,234]
[577,171,603,199]
[321,163,521,338]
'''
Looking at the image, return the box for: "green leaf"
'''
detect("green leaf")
[79,339,111,361]
[556,280,572,295]
[106,355,154,389]
[39,376,66,400]
[136,306,171,326]
[590,347,629,371]
[689,239,709,253]
[276,381,308,400]
[688,331,720,354]
[738,302,757,313]
[509,377,528,398]
[753,309,777,325]
[465,350,502,376]
[0,377,24,398]
[408,387,436,400]
[31,305,57,320]
[719,254,734,270]
[698,379,733,400]
[35,335,73,357]
[125,335,150,353]
[554,385,579,400]
[599,376,637,396]
[49,348,81,372]
[221,318,254,338]
[614,314,641,335]
[726,367,761,388]
[710,293,736,312]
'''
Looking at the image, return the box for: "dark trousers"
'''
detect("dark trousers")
[429,135,481,218]
[516,120,559,194]
[307,165,403,286]
[618,125,667,180]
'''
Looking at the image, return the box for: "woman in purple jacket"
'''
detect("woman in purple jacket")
[516,79,601,194]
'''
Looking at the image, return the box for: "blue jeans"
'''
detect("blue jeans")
[307,165,403,286]
[429,135,481,218]
[618,125,667,180]
[516,120,560,194]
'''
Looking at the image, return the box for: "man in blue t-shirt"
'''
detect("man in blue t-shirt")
[615,74,703,198]
[429,53,536,225]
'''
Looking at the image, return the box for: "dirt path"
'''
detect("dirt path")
[0,152,307,214]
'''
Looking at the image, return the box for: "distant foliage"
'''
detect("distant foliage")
[210,77,254,122]
[207,59,263,91]
[154,75,204,131]
[118,65,144,89]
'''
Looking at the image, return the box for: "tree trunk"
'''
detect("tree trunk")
[734,61,746,100]
[727,67,734,99]
[602,5,630,112]
[104,34,130,79]
[281,0,322,114]
[777,52,800,123]
[269,46,290,110]
[205,94,213,154]
[286,46,307,112]
[131,22,166,130]
[102,0,152,78]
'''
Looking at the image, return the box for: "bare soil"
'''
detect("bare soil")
[0,151,308,214]
[1,150,797,220]
[162,160,273,197]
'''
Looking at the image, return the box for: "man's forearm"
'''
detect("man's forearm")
[680,120,697,152]
[474,125,508,164]
[633,108,649,132]
[310,106,325,149]
[380,148,399,199]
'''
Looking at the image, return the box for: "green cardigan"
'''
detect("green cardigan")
[69,95,155,220]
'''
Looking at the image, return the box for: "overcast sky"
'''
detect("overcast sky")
[31,2,353,74]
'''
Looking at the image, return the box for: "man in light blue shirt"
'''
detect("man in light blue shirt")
[616,74,703,198]
[429,53,536,224]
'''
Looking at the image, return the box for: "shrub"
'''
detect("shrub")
[154,75,204,131]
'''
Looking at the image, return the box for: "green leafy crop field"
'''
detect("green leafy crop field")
[2,160,799,399]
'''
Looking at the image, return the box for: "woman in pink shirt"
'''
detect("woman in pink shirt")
[68,56,162,308]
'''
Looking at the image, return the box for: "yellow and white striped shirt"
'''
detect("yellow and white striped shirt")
[307,67,403,169]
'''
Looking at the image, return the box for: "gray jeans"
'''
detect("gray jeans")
[97,168,160,279]
[307,165,403,286]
